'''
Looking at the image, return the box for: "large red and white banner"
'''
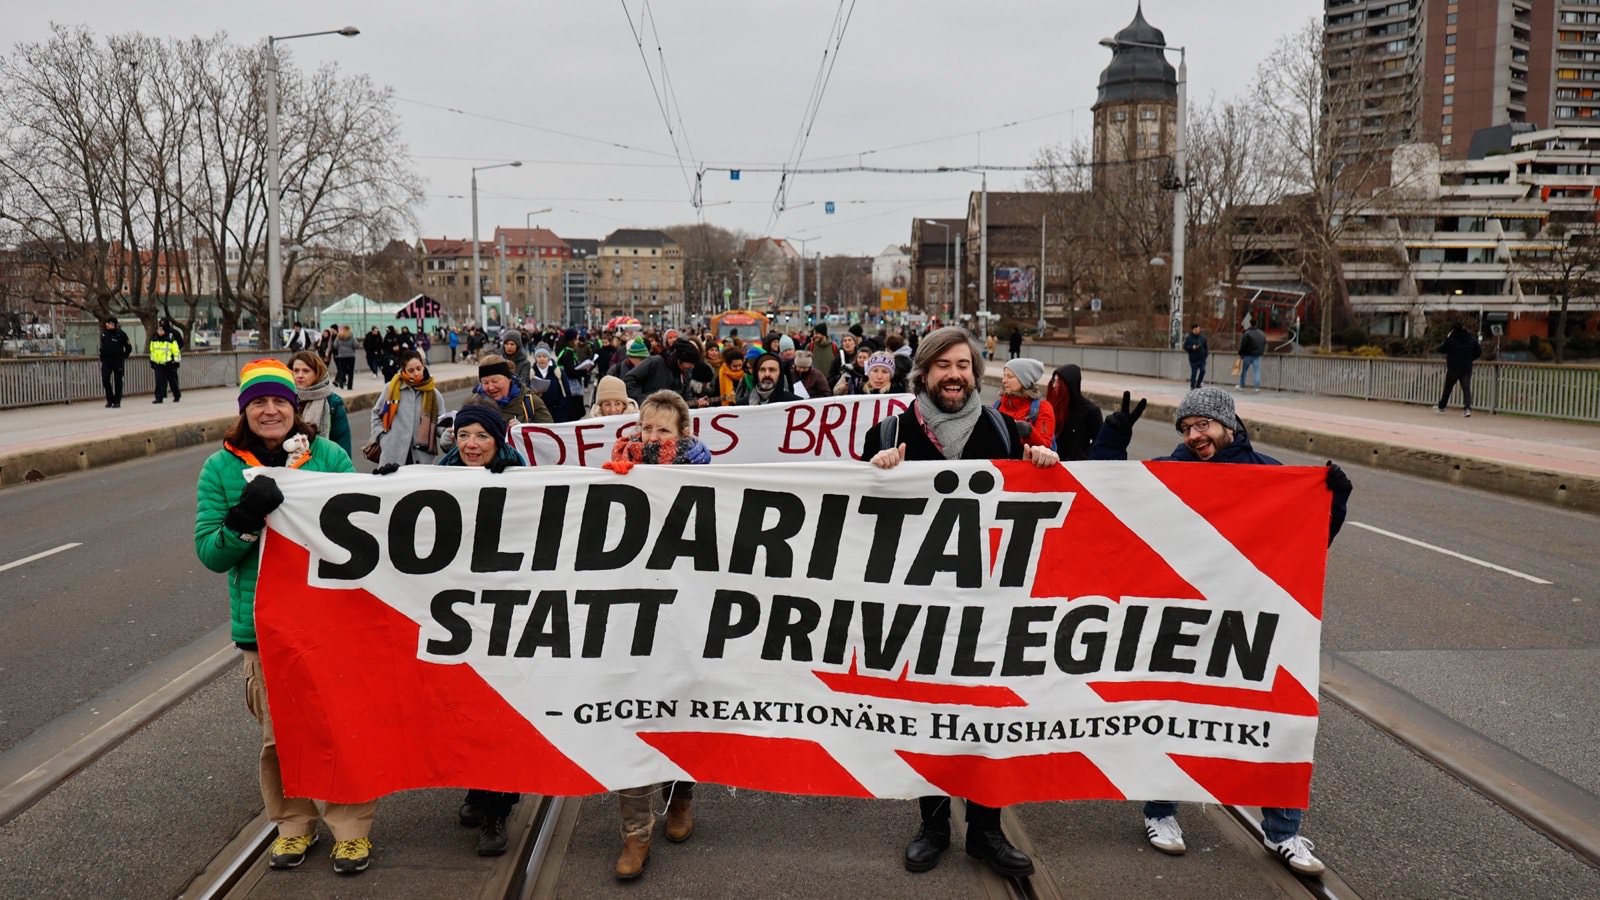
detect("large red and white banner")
[508,394,912,466]
[254,460,1330,807]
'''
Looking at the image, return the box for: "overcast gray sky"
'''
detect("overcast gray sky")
[11,0,1319,256]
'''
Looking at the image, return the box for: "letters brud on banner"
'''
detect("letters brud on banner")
[254,460,1331,809]
[509,394,912,466]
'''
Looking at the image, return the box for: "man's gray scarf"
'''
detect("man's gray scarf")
[916,389,981,460]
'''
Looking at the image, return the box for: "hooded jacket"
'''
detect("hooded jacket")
[1048,364,1104,461]
[1437,326,1482,373]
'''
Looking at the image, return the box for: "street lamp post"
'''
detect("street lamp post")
[470,161,522,328]
[525,208,552,324]
[1099,34,1187,349]
[265,25,359,348]
[1039,212,1049,335]
[923,219,951,324]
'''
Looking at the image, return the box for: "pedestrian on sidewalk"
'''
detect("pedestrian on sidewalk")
[1008,326,1023,359]
[1089,385,1353,879]
[149,323,182,403]
[601,390,707,881]
[363,327,383,379]
[447,326,460,364]
[194,360,378,876]
[98,316,131,407]
[1183,323,1209,389]
[1237,322,1265,392]
[862,327,1057,880]
[290,351,351,457]
[332,326,358,389]
[1435,320,1482,417]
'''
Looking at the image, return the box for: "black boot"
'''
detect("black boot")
[904,820,950,872]
[477,816,508,856]
[966,829,1034,878]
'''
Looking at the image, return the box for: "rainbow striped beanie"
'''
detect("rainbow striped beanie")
[238,359,299,411]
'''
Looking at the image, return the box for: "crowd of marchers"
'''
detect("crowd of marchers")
[192,320,1351,883]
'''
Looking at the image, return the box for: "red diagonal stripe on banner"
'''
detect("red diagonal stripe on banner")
[1088,667,1319,716]
[995,463,1202,603]
[639,731,873,797]
[1170,755,1313,809]
[898,750,1126,807]
[1145,463,1330,619]
[255,536,606,802]
[987,527,1002,576]
[813,658,1027,708]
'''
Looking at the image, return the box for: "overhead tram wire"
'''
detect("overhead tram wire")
[803,104,1093,164]
[766,0,858,235]
[620,0,699,204]
[395,95,680,161]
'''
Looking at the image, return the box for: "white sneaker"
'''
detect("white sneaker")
[1432,406,1444,414]
[1463,410,1471,417]
[1264,834,1324,876]
[1144,816,1186,856]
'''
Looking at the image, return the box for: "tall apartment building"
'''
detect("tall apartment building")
[1323,0,1599,159]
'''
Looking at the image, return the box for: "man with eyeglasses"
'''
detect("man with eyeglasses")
[1090,385,1352,878]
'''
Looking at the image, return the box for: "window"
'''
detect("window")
[1445,53,1455,64]
[1446,33,1457,45]
[1140,108,1157,120]
[1442,134,1453,145]
[1442,114,1453,125]
[1447,13,1457,24]
[1444,94,1455,105]
[1444,74,1455,85]
[1113,109,1127,122]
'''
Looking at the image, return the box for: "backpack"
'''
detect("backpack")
[875,406,1017,459]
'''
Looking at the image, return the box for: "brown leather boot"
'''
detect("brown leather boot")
[614,836,650,880]
[664,792,694,843]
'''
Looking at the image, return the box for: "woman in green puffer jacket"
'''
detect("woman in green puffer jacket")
[193,359,378,877]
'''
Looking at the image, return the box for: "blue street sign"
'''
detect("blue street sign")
[730,170,741,181]
[825,201,835,214]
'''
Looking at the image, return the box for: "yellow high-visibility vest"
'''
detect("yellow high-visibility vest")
[149,338,181,365]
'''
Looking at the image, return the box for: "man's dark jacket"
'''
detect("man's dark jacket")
[622,353,689,403]
[1437,328,1482,373]
[862,403,1025,462]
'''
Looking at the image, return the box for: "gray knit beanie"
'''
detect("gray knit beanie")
[1174,386,1239,432]
[1004,358,1046,393]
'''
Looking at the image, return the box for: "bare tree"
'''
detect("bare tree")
[662,222,747,316]
[1254,18,1409,350]
[1516,216,1600,363]
[1185,96,1290,343]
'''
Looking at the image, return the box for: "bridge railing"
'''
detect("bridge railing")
[1017,345,1600,423]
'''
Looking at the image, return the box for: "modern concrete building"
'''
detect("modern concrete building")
[1320,0,1600,160]
[1232,127,1600,340]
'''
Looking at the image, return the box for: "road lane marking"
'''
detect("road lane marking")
[0,542,81,574]
[1348,522,1552,585]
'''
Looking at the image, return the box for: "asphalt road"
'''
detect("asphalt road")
[0,410,1595,897]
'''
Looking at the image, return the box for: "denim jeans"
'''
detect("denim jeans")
[1189,361,1206,389]
[1238,354,1262,388]
[1142,801,1303,843]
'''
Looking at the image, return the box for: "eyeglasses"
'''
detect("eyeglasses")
[1178,419,1213,436]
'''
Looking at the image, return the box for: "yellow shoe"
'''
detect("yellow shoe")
[268,832,318,868]
[331,837,372,875]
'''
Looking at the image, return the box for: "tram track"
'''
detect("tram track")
[6,640,1599,898]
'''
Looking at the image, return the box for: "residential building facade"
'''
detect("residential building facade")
[1232,128,1600,339]
[594,229,684,324]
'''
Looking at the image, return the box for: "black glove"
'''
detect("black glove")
[1325,461,1353,498]
[374,462,401,476]
[224,475,282,534]
[1104,391,1147,435]
[486,456,514,474]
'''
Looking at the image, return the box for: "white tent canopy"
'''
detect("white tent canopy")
[318,294,438,333]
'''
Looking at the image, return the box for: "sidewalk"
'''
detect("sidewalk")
[0,361,481,487]
[1067,371,1600,512]
[3,361,1598,511]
